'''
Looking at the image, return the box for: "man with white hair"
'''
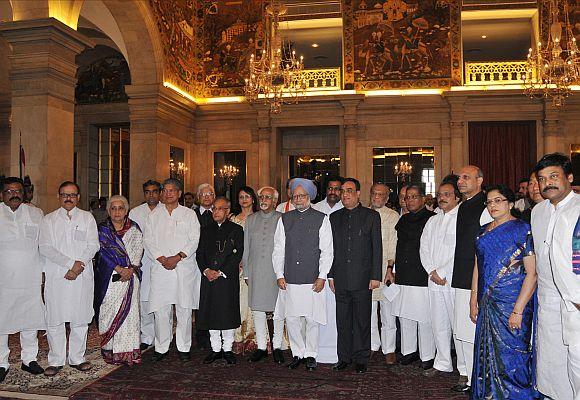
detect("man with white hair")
[242,186,284,364]
[276,178,296,213]
[273,178,334,371]
[195,183,216,229]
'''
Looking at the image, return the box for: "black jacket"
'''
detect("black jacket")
[195,207,214,229]
[329,204,382,291]
[394,207,435,287]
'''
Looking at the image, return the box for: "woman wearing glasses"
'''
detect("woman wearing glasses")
[469,184,541,399]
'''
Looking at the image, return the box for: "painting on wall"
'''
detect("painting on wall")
[343,0,462,90]
[199,0,264,97]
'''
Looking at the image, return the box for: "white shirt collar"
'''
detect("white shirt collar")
[199,205,212,214]
[550,190,575,211]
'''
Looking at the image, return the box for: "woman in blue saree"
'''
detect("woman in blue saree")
[95,195,144,365]
[469,184,542,399]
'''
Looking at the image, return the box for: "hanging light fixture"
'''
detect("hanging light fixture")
[244,0,307,114]
[524,0,580,107]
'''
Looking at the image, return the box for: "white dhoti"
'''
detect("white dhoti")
[154,305,192,354]
[371,298,397,354]
[536,295,575,400]
[274,284,326,359]
[252,311,284,351]
[392,285,435,361]
[317,286,338,363]
[453,288,475,386]
[429,289,455,372]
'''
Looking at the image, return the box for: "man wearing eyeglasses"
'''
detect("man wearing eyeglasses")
[39,181,99,376]
[391,184,436,371]
[312,176,344,365]
[143,178,201,362]
[272,178,334,372]
[195,183,216,229]
[242,186,285,364]
[0,177,46,383]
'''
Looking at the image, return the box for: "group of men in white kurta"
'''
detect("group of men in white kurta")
[0,150,578,399]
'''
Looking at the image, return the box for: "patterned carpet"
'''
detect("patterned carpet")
[1,324,468,399]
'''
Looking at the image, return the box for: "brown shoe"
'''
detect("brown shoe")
[384,352,397,365]
[422,367,452,377]
[69,361,92,372]
[44,366,63,377]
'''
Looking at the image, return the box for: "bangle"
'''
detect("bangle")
[471,289,477,293]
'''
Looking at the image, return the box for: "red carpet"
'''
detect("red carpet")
[71,347,468,400]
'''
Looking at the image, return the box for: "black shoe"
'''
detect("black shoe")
[421,358,434,370]
[272,349,285,364]
[223,351,236,365]
[287,356,302,369]
[399,351,420,365]
[203,351,223,364]
[332,361,350,371]
[0,367,7,383]
[249,349,267,363]
[152,351,168,362]
[21,361,44,375]
[451,384,471,393]
[140,343,151,351]
[196,335,211,350]
[178,351,191,361]
[305,357,317,371]
[355,363,367,373]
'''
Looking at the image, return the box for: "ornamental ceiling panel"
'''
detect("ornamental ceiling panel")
[343,0,462,90]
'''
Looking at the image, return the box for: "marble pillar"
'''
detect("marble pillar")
[0,18,92,212]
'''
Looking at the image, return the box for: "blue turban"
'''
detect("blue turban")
[290,178,317,200]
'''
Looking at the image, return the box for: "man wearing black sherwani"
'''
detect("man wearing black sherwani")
[329,178,382,373]
[196,197,243,365]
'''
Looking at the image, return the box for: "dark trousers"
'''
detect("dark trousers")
[335,288,372,364]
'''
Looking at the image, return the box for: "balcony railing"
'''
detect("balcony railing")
[299,68,341,91]
[465,61,530,86]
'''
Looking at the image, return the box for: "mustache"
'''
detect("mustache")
[64,200,73,204]
[542,186,558,193]
[9,196,21,202]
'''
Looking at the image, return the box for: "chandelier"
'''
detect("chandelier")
[524,0,580,107]
[394,161,413,177]
[244,0,307,114]
[218,164,239,186]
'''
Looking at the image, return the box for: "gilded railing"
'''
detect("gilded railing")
[464,61,531,85]
[299,68,341,91]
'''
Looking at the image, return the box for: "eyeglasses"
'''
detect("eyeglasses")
[484,198,508,206]
[292,194,308,200]
[258,194,273,200]
[3,189,23,195]
[200,192,214,197]
[404,195,421,201]
[340,188,357,194]
[327,187,341,192]
[59,193,79,199]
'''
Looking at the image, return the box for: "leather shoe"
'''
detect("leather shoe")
[305,357,317,371]
[355,363,367,373]
[140,343,151,351]
[249,349,267,363]
[0,367,8,383]
[421,359,434,370]
[223,351,236,365]
[422,367,451,377]
[287,356,302,369]
[451,383,470,393]
[69,361,92,372]
[272,349,285,364]
[399,351,419,365]
[332,361,350,371]
[152,351,168,362]
[203,351,223,364]
[385,352,397,365]
[21,361,44,375]
[178,351,191,361]
[43,365,63,377]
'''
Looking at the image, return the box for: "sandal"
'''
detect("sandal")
[69,361,92,372]
[44,366,63,377]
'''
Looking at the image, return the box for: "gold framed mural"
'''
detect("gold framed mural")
[343,0,462,90]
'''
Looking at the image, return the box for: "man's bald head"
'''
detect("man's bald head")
[457,165,483,198]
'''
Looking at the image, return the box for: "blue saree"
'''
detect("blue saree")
[471,219,542,400]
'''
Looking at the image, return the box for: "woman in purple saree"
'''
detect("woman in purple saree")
[95,195,144,365]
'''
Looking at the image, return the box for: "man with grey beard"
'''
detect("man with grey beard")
[242,186,285,364]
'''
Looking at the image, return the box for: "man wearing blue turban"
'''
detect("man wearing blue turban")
[272,178,334,372]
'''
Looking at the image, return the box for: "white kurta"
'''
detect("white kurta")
[143,204,201,313]
[420,205,458,291]
[128,202,162,304]
[532,192,576,400]
[39,207,99,326]
[372,206,399,301]
[272,209,334,325]
[0,203,45,334]
[276,201,295,214]
[312,199,343,364]
[549,193,580,346]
